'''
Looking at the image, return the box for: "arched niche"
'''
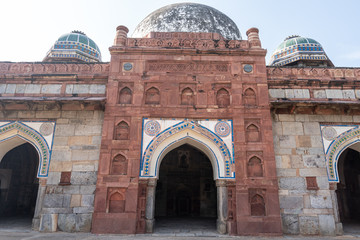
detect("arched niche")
[325,127,360,182]
[0,122,51,178]
[140,121,234,179]
[114,121,130,140]
[181,87,194,105]
[243,88,257,105]
[216,88,230,108]
[118,87,132,104]
[145,87,160,105]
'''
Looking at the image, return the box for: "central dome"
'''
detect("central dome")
[132,3,241,40]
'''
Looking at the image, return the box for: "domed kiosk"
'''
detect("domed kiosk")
[43,31,102,63]
[132,3,241,40]
[269,35,333,67]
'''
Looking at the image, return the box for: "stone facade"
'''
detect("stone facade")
[0,19,360,238]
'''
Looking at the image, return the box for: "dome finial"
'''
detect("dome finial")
[71,30,86,35]
[284,35,300,41]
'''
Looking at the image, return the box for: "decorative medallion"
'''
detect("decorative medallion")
[123,62,133,71]
[144,120,161,136]
[322,127,337,141]
[39,122,54,136]
[244,64,253,73]
[215,121,231,137]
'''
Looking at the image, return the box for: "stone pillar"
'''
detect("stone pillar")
[114,25,129,46]
[246,27,261,48]
[330,182,343,235]
[145,179,157,233]
[32,178,47,230]
[216,179,228,234]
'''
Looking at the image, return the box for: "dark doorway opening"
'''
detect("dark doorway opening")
[0,143,39,230]
[155,144,217,233]
[337,148,360,234]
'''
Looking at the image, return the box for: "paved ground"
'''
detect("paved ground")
[1,217,360,240]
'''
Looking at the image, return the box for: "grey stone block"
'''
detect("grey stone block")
[39,214,57,232]
[355,89,360,99]
[282,122,303,135]
[6,84,16,93]
[279,196,303,209]
[41,208,73,214]
[15,84,26,93]
[55,124,75,137]
[343,90,355,99]
[0,84,6,94]
[269,89,285,98]
[284,89,294,98]
[80,185,96,194]
[326,89,343,99]
[299,216,319,235]
[63,194,72,208]
[317,176,330,189]
[58,214,76,232]
[76,214,92,232]
[71,171,97,185]
[25,84,41,94]
[41,84,62,94]
[73,206,94,214]
[293,89,310,98]
[303,122,320,135]
[46,172,61,185]
[278,135,296,148]
[51,149,71,162]
[65,84,74,94]
[279,177,306,190]
[89,84,106,94]
[303,155,325,168]
[314,90,326,98]
[310,195,332,209]
[81,194,94,207]
[43,194,64,208]
[281,214,299,234]
[63,185,80,194]
[319,215,336,235]
[73,84,90,94]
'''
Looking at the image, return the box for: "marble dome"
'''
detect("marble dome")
[269,35,333,67]
[132,3,241,40]
[44,31,102,63]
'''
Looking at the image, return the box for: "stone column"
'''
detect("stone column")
[114,25,129,46]
[330,182,343,235]
[216,179,228,234]
[145,179,157,233]
[246,27,261,48]
[32,178,47,230]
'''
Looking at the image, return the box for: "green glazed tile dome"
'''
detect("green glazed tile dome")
[269,35,333,67]
[44,31,102,62]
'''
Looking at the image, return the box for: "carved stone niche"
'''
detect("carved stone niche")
[245,120,261,142]
[118,87,132,104]
[249,188,266,216]
[216,88,230,108]
[114,121,130,140]
[145,87,160,105]
[107,188,126,213]
[111,153,128,175]
[181,87,195,105]
[243,88,257,106]
[247,156,263,177]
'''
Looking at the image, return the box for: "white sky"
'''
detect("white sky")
[1,0,359,67]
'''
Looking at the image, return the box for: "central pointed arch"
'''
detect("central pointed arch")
[140,121,234,179]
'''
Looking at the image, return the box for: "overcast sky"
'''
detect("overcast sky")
[1,0,359,67]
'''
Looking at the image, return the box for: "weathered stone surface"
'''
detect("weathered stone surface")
[302,155,325,168]
[43,194,64,208]
[319,215,336,235]
[279,196,303,209]
[279,177,306,190]
[343,90,355,99]
[58,214,76,232]
[47,172,61,185]
[299,216,319,235]
[41,84,62,94]
[25,84,41,94]
[278,135,296,148]
[314,90,326,98]
[310,195,332,209]
[80,185,96,194]
[81,194,94,207]
[76,214,92,232]
[71,171,97,185]
[325,89,343,99]
[281,214,299,234]
[39,214,58,232]
[269,89,285,98]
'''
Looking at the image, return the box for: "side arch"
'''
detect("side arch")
[325,127,360,182]
[0,122,51,178]
[140,121,234,179]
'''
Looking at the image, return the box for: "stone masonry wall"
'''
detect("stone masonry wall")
[272,113,353,235]
[0,107,104,232]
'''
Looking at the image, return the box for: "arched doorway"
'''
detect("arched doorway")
[154,144,217,233]
[337,144,360,233]
[0,142,39,230]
